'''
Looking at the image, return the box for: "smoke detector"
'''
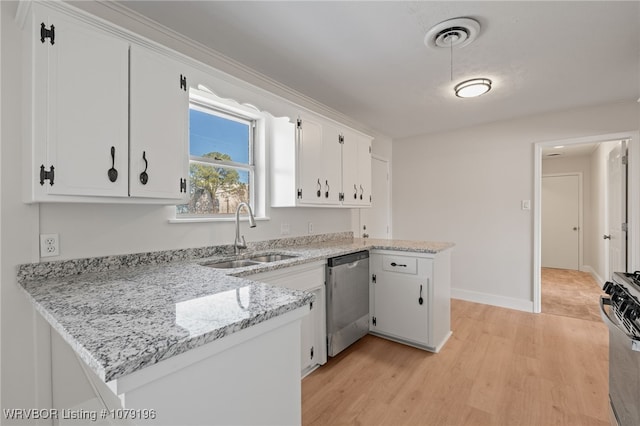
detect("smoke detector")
[424,18,481,49]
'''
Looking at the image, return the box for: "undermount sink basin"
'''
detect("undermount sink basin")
[201,253,298,269]
[201,259,261,269]
[248,254,297,263]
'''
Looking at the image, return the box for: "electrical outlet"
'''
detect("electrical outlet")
[40,234,60,257]
[308,222,314,234]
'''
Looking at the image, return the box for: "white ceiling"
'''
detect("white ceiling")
[115,1,640,139]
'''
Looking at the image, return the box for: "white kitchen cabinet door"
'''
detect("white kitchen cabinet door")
[371,270,430,344]
[321,124,343,206]
[300,286,326,376]
[341,129,372,207]
[129,45,189,200]
[296,116,342,206]
[33,5,129,198]
[249,262,327,377]
[296,117,325,205]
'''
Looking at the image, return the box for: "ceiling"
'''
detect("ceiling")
[114,1,640,139]
[541,143,598,159]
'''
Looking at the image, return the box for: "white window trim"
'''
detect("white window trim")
[173,88,267,222]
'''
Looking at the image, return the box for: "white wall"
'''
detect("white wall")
[1,1,46,420]
[393,101,639,311]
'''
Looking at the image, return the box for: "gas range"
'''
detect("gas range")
[605,273,640,338]
[605,272,640,337]
[602,272,640,426]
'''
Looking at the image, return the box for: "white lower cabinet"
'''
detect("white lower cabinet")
[249,261,327,377]
[369,249,452,352]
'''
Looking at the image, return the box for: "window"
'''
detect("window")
[177,99,255,217]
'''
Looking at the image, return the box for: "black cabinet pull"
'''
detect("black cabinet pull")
[360,184,364,200]
[107,146,118,182]
[325,180,330,198]
[354,184,357,199]
[418,285,424,305]
[316,178,322,197]
[139,151,149,185]
[390,262,407,267]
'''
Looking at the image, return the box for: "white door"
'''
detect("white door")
[607,141,627,275]
[541,175,580,270]
[360,157,390,238]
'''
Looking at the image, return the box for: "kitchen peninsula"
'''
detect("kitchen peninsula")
[18,234,453,425]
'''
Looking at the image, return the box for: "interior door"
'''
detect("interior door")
[359,157,390,238]
[607,141,628,275]
[541,174,580,270]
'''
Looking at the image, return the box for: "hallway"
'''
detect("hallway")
[541,267,604,322]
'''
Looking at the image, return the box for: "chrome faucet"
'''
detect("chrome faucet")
[234,202,257,255]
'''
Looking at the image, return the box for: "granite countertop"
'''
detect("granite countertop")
[18,235,454,384]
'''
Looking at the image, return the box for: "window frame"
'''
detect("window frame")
[176,90,262,220]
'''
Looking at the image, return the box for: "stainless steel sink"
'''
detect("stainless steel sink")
[201,253,297,269]
[201,259,261,269]
[248,254,297,263]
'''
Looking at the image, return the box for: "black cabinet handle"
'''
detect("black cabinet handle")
[316,178,322,197]
[107,146,118,182]
[418,285,424,305]
[390,262,407,267]
[139,151,149,185]
[325,180,330,198]
[354,184,358,199]
[360,184,364,200]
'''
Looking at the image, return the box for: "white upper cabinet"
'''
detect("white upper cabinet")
[341,129,372,207]
[23,3,190,203]
[31,5,129,198]
[129,45,189,200]
[296,115,342,206]
[271,113,372,208]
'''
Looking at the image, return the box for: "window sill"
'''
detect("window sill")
[169,216,270,224]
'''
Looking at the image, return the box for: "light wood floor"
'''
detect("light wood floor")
[302,299,609,426]
[541,267,604,322]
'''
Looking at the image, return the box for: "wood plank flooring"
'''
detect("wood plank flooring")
[541,267,604,322]
[302,298,609,426]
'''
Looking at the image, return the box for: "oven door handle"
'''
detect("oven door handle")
[600,296,640,352]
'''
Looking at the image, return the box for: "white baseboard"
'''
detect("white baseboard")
[451,288,534,313]
[581,264,605,286]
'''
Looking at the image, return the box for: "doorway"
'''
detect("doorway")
[533,131,640,313]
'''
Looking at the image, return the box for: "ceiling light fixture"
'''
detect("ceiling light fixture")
[425,18,493,99]
[454,78,492,98]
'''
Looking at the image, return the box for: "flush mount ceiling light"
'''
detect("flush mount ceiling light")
[425,17,493,98]
[454,78,492,98]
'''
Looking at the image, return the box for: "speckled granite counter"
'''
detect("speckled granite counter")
[18,234,454,384]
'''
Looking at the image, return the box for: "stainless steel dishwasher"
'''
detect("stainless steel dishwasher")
[326,250,370,356]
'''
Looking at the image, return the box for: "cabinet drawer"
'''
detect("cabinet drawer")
[381,255,417,274]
